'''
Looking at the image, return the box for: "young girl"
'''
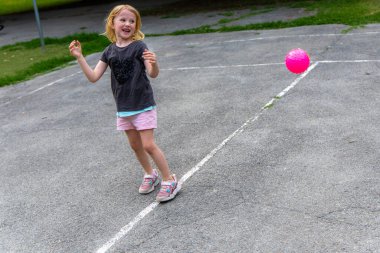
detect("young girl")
[69,4,180,202]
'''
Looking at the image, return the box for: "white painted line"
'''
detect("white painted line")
[0,71,81,108]
[161,62,283,71]
[161,59,380,72]
[96,202,159,253]
[264,62,319,109]
[179,112,261,186]
[319,60,380,63]
[27,72,80,95]
[224,31,380,43]
[95,60,318,253]
[185,31,380,46]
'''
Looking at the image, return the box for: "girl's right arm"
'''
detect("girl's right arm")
[69,40,107,83]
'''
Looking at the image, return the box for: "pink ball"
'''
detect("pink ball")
[285,48,310,74]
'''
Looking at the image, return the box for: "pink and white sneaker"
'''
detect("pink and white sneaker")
[139,169,160,194]
[156,174,181,202]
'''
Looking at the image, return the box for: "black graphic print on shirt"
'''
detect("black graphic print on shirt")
[111,57,135,84]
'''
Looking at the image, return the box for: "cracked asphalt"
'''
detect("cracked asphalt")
[0,1,380,252]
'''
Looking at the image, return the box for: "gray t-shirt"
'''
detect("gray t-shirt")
[100,41,156,112]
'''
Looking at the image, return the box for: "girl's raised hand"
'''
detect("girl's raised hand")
[142,49,157,65]
[69,40,82,58]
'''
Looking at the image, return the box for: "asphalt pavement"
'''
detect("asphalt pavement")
[0,1,379,253]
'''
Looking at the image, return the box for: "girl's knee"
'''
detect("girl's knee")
[143,142,157,154]
[129,140,143,153]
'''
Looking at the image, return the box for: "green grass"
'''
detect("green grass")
[1,0,379,87]
[0,0,80,15]
[0,33,109,87]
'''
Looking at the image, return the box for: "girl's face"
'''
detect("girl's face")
[112,8,136,43]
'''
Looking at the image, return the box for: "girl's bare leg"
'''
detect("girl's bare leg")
[139,129,172,181]
[125,130,153,175]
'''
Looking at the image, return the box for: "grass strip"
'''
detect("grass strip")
[0,33,109,87]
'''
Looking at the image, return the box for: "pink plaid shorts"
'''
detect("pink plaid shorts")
[116,109,157,131]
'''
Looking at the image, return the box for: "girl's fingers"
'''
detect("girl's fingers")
[143,52,156,60]
[69,40,80,48]
[69,45,78,51]
[144,58,156,63]
[142,50,157,64]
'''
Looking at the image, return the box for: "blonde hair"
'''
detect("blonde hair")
[103,5,145,43]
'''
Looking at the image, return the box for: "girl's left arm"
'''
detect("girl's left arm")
[143,49,159,78]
